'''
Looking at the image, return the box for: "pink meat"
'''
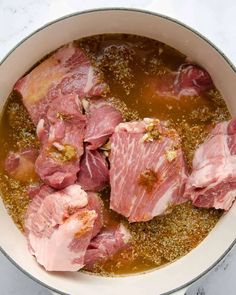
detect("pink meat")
[14,43,108,125]
[84,99,123,150]
[84,224,131,269]
[27,183,55,199]
[25,184,99,271]
[77,148,109,191]
[109,119,188,222]
[5,149,38,182]
[27,187,103,236]
[35,94,86,189]
[174,64,213,96]
[87,192,104,238]
[154,64,213,98]
[184,118,236,210]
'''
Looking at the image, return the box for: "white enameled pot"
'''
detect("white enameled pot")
[0,8,236,295]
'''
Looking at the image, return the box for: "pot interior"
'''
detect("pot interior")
[0,9,236,295]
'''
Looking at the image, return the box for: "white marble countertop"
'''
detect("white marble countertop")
[0,1,236,294]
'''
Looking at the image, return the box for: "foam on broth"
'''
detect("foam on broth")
[0,34,230,276]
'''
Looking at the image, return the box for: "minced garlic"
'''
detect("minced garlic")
[166,150,177,162]
[50,143,77,162]
[142,119,161,142]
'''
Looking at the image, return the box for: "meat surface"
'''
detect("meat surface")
[87,192,104,238]
[109,118,188,222]
[35,94,86,189]
[154,64,213,98]
[77,148,109,191]
[84,99,123,150]
[27,183,55,199]
[24,184,102,271]
[184,119,236,210]
[84,224,131,269]
[14,43,108,125]
[5,149,38,182]
[174,64,213,96]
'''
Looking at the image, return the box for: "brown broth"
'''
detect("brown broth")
[0,34,230,276]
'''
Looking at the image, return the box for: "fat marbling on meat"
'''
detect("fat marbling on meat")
[77,148,109,192]
[14,43,108,125]
[25,184,103,271]
[184,118,236,210]
[84,99,123,150]
[109,118,188,222]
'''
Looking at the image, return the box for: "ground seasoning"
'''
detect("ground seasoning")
[49,143,77,162]
[0,173,30,231]
[108,97,140,121]
[130,202,222,263]
[138,169,158,192]
[4,91,39,153]
[174,122,210,167]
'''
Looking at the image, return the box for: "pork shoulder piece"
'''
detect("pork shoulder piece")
[35,94,86,189]
[84,224,131,269]
[14,43,108,124]
[77,148,109,192]
[173,64,213,96]
[4,148,38,183]
[109,118,188,222]
[153,64,213,98]
[184,119,236,210]
[24,184,103,271]
[84,99,123,150]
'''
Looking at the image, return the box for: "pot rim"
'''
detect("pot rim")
[0,7,235,295]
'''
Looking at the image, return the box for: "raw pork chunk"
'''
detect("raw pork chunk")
[14,43,108,124]
[84,224,131,268]
[154,64,213,98]
[109,118,188,222]
[35,94,86,189]
[173,64,213,96]
[184,119,236,210]
[84,99,123,150]
[25,184,103,271]
[77,148,109,191]
[5,148,38,182]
